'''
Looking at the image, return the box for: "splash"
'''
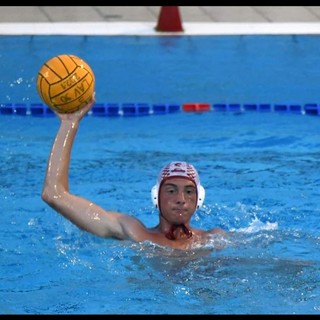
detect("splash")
[230,216,278,233]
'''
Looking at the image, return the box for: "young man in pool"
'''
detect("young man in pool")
[42,96,226,250]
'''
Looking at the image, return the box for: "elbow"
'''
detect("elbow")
[41,187,50,204]
[41,184,65,208]
[41,186,55,206]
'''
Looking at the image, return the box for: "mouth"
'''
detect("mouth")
[173,208,187,216]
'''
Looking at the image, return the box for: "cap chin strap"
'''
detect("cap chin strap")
[151,184,205,209]
[165,223,193,240]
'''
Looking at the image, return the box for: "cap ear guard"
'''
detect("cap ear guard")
[151,184,159,208]
[151,184,205,209]
[197,185,205,209]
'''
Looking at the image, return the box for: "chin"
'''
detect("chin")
[173,214,189,224]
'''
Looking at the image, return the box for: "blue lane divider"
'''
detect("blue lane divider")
[152,103,180,114]
[15,103,28,115]
[304,103,320,115]
[90,103,181,116]
[30,103,55,116]
[0,103,14,115]
[258,104,272,112]
[0,102,319,116]
[288,104,302,113]
[122,103,150,116]
[91,103,119,116]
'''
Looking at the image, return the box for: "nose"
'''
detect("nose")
[176,190,186,203]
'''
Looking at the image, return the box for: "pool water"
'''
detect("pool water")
[2,35,320,105]
[1,111,320,314]
[1,34,320,314]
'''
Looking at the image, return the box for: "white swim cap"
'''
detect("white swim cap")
[151,161,205,209]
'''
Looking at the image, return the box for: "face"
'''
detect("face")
[158,177,197,224]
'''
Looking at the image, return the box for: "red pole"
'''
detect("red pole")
[155,6,183,32]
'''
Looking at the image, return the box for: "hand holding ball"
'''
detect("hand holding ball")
[37,54,95,113]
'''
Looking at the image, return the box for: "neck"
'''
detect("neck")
[158,212,193,241]
[165,223,193,240]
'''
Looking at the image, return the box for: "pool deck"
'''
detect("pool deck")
[1,6,320,23]
[1,6,320,35]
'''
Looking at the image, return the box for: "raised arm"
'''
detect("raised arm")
[41,97,147,241]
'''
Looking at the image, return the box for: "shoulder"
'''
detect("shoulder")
[208,227,226,235]
[193,227,226,236]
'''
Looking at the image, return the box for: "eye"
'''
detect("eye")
[165,186,176,194]
[185,187,196,195]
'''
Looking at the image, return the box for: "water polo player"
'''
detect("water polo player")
[41,96,226,250]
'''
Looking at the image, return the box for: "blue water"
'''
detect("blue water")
[1,34,320,314]
[2,35,320,105]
